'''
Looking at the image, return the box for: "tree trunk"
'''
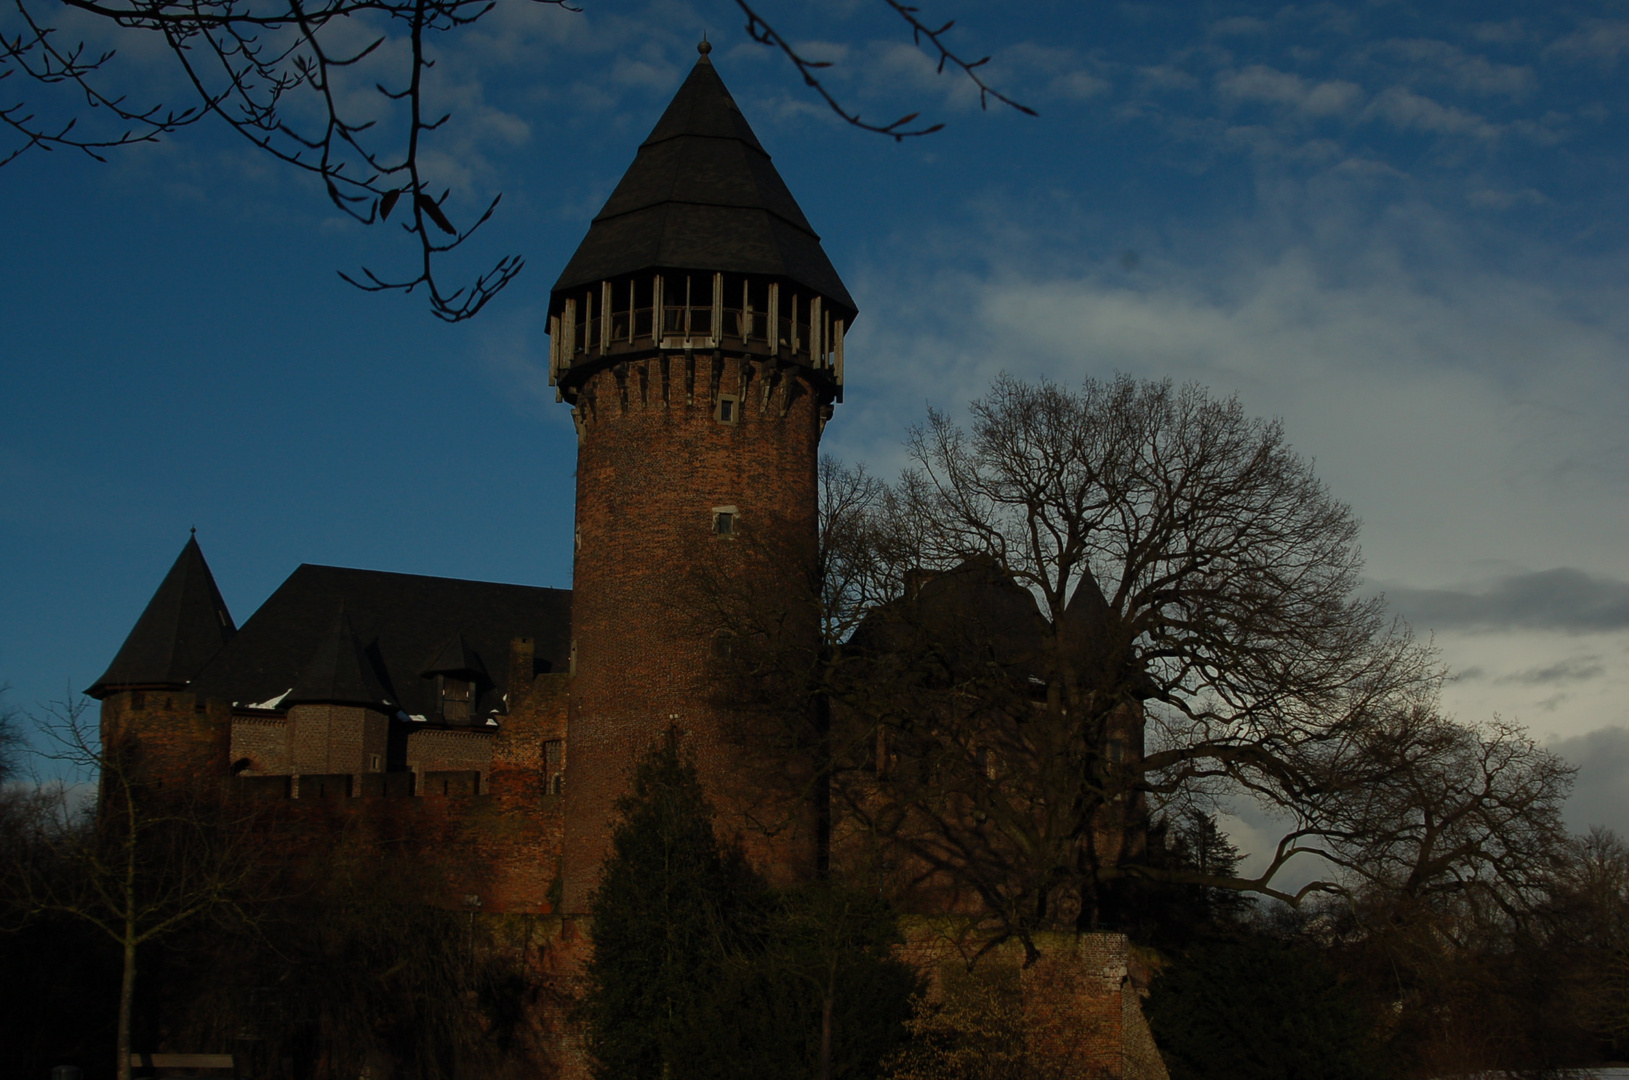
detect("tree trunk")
[820,988,833,1080]
[116,923,136,1080]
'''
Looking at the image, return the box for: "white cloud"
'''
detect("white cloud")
[1379,38,1536,98]
[1365,86,1501,140]
[1216,65,1364,118]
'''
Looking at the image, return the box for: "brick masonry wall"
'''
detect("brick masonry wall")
[406,727,494,786]
[287,703,390,776]
[99,691,232,796]
[562,351,825,911]
[229,715,290,774]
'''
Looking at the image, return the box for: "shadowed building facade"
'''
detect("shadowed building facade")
[87,44,1167,1080]
[88,42,852,918]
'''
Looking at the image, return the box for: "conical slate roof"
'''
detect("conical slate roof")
[552,45,857,317]
[282,606,393,710]
[421,633,486,680]
[87,535,236,697]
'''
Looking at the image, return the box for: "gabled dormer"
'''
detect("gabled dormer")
[421,633,489,726]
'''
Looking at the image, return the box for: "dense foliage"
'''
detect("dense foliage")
[1147,937,1382,1080]
[581,738,919,1080]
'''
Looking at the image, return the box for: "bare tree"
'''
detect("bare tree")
[811,376,1440,951]
[2,0,1030,320]
[1304,709,1572,921]
[695,376,1566,964]
[0,699,262,1080]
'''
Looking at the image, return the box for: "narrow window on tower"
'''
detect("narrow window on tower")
[712,506,738,536]
[542,739,564,796]
[714,393,739,425]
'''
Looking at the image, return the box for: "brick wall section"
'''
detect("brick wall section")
[405,727,493,787]
[562,352,824,911]
[476,668,568,912]
[287,703,390,777]
[228,714,290,774]
[99,691,231,797]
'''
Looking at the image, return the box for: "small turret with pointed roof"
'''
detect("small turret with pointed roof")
[549,40,855,405]
[283,606,393,710]
[87,533,236,698]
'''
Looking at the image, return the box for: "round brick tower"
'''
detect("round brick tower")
[552,43,855,912]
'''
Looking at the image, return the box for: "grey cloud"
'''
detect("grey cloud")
[1552,727,1629,837]
[1382,568,1629,633]
[1495,657,1605,686]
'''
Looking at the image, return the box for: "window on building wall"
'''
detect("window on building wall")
[715,394,739,425]
[369,753,382,773]
[1106,739,1126,764]
[543,739,564,795]
[438,675,472,723]
[713,506,737,536]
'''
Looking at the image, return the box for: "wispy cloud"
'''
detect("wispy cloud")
[1546,19,1629,65]
[1365,86,1502,140]
[1496,656,1606,686]
[1216,65,1364,118]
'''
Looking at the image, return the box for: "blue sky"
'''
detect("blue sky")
[3,1,1627,846]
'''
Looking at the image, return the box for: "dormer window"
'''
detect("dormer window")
[438,675,472,723]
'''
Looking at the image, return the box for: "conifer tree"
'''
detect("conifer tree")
[580,737,773,1080]
[580,737,918,1080]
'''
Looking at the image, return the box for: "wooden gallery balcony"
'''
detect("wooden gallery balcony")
[549,271,847,398]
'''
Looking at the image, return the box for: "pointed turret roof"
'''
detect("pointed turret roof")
[421,633,486,680]
[282,606,393,710]
[87,535,236,698]
[553,43,857,317]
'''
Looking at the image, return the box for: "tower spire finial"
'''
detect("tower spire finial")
[697,35,711,56]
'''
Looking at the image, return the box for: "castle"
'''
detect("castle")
[89,44,1166,1079]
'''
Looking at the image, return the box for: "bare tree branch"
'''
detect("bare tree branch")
[5,0,1031,318]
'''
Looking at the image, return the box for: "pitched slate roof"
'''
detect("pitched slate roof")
[552,45,857,318]
[86,535,236,698]
[187,564,571,722]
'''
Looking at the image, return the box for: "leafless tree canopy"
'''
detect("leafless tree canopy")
[706,375,1570,957]
[2,0,1030,320]
[0,700,262,1080]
